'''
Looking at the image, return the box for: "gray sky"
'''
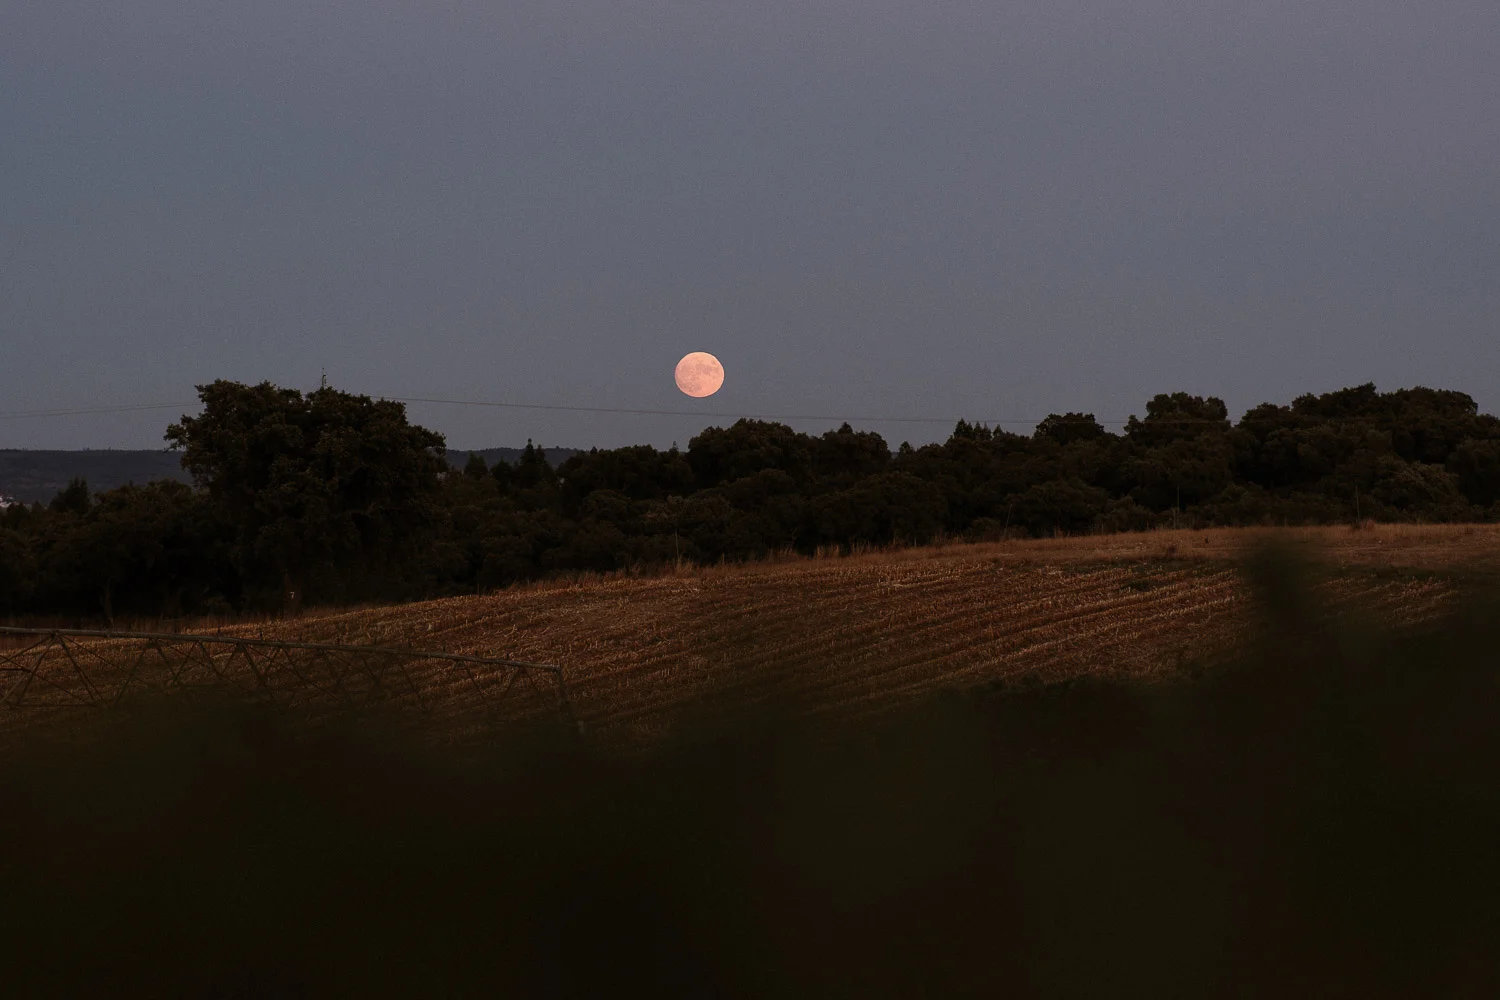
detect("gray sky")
[4,1,1498,450]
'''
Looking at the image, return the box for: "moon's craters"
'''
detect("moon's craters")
[674,352,724,398]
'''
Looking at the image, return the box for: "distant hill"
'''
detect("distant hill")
[0,451,192,505]
[0,447,582,505]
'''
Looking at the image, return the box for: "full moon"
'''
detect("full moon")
[674,352,725,398]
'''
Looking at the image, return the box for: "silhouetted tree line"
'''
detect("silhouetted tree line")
[3,379,1499,619]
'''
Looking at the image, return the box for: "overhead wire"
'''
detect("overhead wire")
[0,402,201,421]
[384,396,1052,425]
[0,396,1096,426]
[0,395,1272,427]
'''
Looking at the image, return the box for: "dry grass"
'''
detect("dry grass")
[111,524,1479,742]
[6,524,1494,741]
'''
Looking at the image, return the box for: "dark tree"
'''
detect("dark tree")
[1126,394,1231,446]
[689,420,814,488]
[556,445,694,508]
[42,482,209,622]
[49,478,91,516]
[1011,478,1112,537]
[1449,439,1500,507]
[491,458,514,492]
[0,528,35,612]
[1034,413,1108,447]
[814,423,891,482]
[165,381,447,610]
[513,441,555,490]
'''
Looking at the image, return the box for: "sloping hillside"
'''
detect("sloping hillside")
[246,526,1482,742]
[6,526,1488,742]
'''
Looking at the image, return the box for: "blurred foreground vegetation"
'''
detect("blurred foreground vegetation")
[2,546,1497,995]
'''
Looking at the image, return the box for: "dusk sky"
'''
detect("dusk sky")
[4,1,1497,451]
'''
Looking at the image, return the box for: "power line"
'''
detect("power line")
[0,395,1085,426]
[386,396,1039,425]
[0,394,1302,428]
[385,397,1243,427]
[0,402,199,421]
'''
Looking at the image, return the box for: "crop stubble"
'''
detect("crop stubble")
[6,525,1489,741]
[217,526,1485,741]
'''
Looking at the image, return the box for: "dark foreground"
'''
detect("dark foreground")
[2,547,1498,997]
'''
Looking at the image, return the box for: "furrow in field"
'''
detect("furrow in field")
[678,566,1135,683]
[573,567,1236,731]
[25,539,1470,742]
[712,576,1246,719]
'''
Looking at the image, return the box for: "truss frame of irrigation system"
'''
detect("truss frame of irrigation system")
[0,626,572,723]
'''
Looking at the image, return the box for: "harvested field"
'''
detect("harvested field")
[4,525,1493,742]
[135,524,1482,742]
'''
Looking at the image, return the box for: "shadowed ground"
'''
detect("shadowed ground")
[2,539,1499,995]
